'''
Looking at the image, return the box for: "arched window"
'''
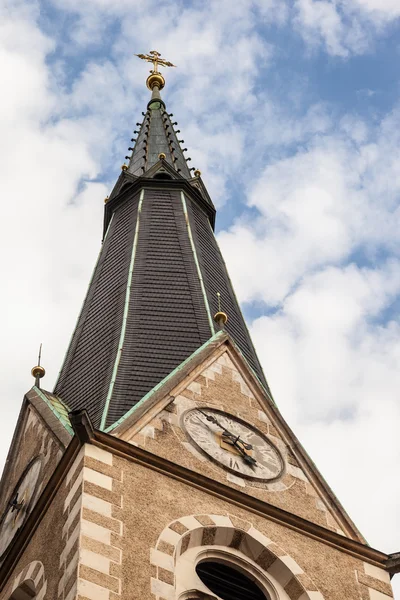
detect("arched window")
[196,560,268,600]
[176,548,290,600]
[8,580,36,599]
[153,172,173,180]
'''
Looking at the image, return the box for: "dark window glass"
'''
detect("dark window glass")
[196,561,268,600]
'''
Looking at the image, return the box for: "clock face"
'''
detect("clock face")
[0,457,42,560]
[182,408,284,482]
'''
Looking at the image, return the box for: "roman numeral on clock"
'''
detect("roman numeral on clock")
[229,457,240,470]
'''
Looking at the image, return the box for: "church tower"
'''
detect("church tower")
[0,52,398,600]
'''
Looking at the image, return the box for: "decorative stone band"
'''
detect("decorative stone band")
[59,444,123,600]
[151,514,325,600]
[356,563,393,599]
[11,560,47,600]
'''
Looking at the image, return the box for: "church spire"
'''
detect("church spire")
[127,51,191,178]
[53,52,268,430]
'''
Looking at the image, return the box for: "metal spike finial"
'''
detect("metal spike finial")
[31,343,45,388]
[214,293,228,327]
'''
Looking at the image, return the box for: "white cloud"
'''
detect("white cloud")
[292,0,400,57]
[249,261,400,548]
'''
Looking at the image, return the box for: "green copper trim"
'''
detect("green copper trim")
[105,330,225,433]
[180,191,215,335]
[54,213,115,391]
[33,386,74,435]
[100,189,145,430]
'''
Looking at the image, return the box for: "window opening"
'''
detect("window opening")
[8,580,36,600]
[196,560,269,600]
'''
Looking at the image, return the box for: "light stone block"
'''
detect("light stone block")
[187,381,201,395]
[179,515,205,530]
[280,555,304,575]
[150,548,174,571]
[83,467,112,490]
[64,471,83,512]
[187,528,203,550]
[160,526,182,546]
[33,568,45,589]
[80,548,110,574]
[209,361,223,375]
[35,581,47,600]
[82,492,112,517]
[64,582,77,600]
[364,563,391,584]
[84,444,113,465]
[217,353,233,368]
[315,498,327,512]
[286,463,308,482]
[214,527,234,546]
[299,594,324,600]
[151,577,175,600]
[266,481,287,492]
[227,472,245,487]
[58,551,79,595]
[239,535,264,561]
[258,410,270,423]
[232,371,245,386]
[66,448,84,485]
[63,496,83,537]
[81,519,111,545]
[268,558,294,587]
[369,589,393,599]
[78,578,110,600]
[141,425,155,438]
[202,367,216,380]
[209,515,233,527]
[247,526,272,549]
[60,522,80,566]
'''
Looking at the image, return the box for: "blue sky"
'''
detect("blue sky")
[1,0,400,596]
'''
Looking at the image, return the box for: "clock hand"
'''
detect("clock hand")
[9,493,24,513]
[198,410,257,466]
[198,410,246,442]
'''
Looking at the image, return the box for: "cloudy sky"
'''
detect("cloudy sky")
[2,0,400,594]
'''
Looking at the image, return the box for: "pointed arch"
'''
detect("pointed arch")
[151,514,325,600]
[9,561,47,600]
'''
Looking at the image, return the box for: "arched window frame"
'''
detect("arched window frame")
[151,514,325,600]
[8,561,47,600]
[176,547,290,600]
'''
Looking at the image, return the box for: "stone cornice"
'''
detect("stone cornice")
[92,430,389,568]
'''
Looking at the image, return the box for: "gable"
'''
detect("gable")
[0,388,71,521]
[113,339,364,543]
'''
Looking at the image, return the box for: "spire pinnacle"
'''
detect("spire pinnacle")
[135,50,176,91]
[214,292,228,328]
[31,343,45,388]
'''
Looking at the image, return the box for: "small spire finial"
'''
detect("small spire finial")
[31,343,45,388]
[135,50,176,91]
[214,292,228,328]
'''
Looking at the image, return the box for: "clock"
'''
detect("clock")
[182,408,284,482]
[0,457,42,560]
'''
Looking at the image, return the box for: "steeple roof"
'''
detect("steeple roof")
[127,87,192,179]
[54,55,269,430]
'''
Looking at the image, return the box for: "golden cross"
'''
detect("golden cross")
[135,50,176,73]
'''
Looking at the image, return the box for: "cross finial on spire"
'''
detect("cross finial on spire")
[135,50,176,73]
[135,50,176,91]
